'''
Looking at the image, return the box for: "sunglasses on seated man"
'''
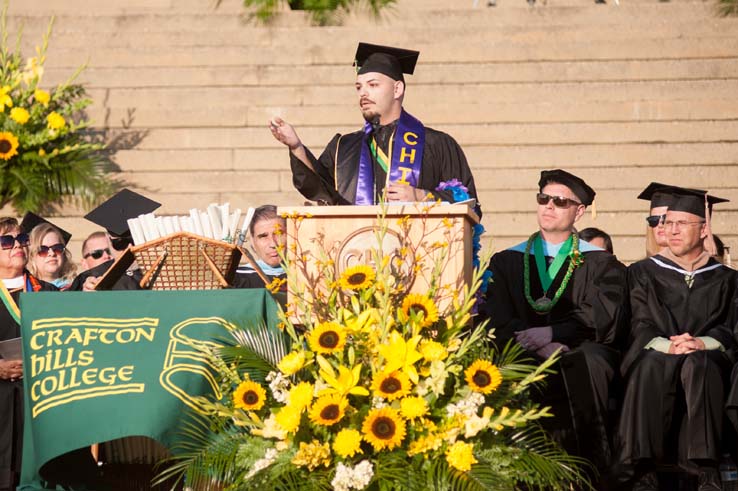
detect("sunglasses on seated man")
[645,214,666,228]
[38,244,66,257]
[536,192,582,209]
[83,248,112,260]
[0,233,30,250]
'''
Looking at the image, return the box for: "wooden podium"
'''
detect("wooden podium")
[278,204,479,322]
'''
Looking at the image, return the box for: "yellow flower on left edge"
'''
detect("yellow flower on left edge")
[10,107,29,125]
[233,380,267,411]
[0,86,13,112]
[0,132,19,161]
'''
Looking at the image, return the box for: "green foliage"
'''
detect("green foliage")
[241,0,397,25]
[716,0,738,16]
[0,1,115,214]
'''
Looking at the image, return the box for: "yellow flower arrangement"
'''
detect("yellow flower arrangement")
[176,205,588,490]
[0,3,112,213]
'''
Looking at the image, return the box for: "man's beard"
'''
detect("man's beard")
[361,108,380,123]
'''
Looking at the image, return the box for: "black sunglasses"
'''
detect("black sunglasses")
[0,233,30,250]
[84,248,112,260]
[109,236,132,251]
[536,192,581,209]
[646,214,666,228]
[38,243,65,257]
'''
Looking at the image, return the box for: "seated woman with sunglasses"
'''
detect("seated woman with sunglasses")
[27,223,77,290]
[0,217,57,491]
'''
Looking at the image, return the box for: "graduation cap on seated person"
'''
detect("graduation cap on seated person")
[354,42,420,83]
[637,182,706,210]
[538,169,596,207]
[667,189,728,256]
[20,212,72,245]
[84,189,160,251]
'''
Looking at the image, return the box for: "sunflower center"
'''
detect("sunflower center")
[380,377,401,394]
[243,390,259,405]
[320,404,340,421]
[472,370,491,388]
[319,331,339,349]
[410,303,428,317]
[0,139,11,153]
[347,272,366,285]
[372,416,396,440]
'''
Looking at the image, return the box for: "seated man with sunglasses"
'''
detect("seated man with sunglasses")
[482,169,628,485]
[615,190,734,491]
[80,231,114,272]
[69,189,160,291]
[0,217,58,491]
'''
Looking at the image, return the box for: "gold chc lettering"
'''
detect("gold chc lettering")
[31,348,94,377]
[399,146,416,164]
[403,131,418,145]
[396,167,413,185]
[30,365,136,401]
[30,327,156,349]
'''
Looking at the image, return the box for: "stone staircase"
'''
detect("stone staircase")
[5,0,738,264]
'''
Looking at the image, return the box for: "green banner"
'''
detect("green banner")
[18,289,280,490]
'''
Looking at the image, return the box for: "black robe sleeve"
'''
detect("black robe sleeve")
[69,260,142,291]
[419,128,479,209]
[289,135,352,205]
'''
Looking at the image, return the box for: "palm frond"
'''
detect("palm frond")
[428,457,512,491]
[221,323,290,382]
[716,0,738,16]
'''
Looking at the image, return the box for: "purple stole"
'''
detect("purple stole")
[355,110,426,205]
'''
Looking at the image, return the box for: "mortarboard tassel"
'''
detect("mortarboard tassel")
[703,193,718,257]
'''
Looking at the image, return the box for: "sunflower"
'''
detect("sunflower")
[401,294,439,328]
[233,380,267,411]
[9,107,29,125]
[0,132,19,161]
[465,359,503,395]
[309,394,347,426]
[333,428,363,458]
[400,396,428,420]
[371,371,411,401]
[362,407,406,451]
[46,111,66,130]
[308,322,346,354]
[338,265,375,290]
[445,441,478,472]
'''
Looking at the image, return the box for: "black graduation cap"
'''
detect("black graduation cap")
[538,169,596,206]
[637,182,706,210]
[354,42,420,82]
[20,212,72,245]
[84,189,160,237]
[667,190,728,219]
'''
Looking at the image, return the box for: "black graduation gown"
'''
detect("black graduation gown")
[0,274,56,490]
[231,266,286,290]
[483,245,628,473]
[290,121,479,207]
[68,259,142,291]
[615,256,736,472]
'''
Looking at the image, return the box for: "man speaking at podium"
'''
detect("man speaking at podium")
[269,42,479,209]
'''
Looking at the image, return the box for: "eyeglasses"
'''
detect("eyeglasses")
[0,233,30,250]
[38,244,65,257]
[536,192,581,209]
[83,248,112,260]
[663,220,705,230]
[646,214,666,228]
[109,236,132,251]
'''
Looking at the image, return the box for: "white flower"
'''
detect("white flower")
[446,392,485,418]
[246,447,278,478]
[251,414,286,440]
[371,396,387,409]
[331,460,374,491]
[464,407,494,438]
[266,371,289,403]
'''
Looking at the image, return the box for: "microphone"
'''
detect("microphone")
[370,116,380,135]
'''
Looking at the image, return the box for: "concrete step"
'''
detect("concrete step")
[104,120,738,151]
[44,58,738,88]
[111,142,738,173]
[81,80,738,111]
[38,36,738,69]
[85,98,738,129]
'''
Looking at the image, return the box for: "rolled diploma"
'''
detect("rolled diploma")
[170,216,182,233]
[200,211,213,239]
[127,218,145,245]
[189,208,203,236]
[155,217,167,237]
[240,207,255,245]
[207,204,222,240]
[163,216,175,235]
[145,213,161,241]
[180,216,193,234]
[228,209,242,242]
[220,203,230,239]
[138,213,156,242]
